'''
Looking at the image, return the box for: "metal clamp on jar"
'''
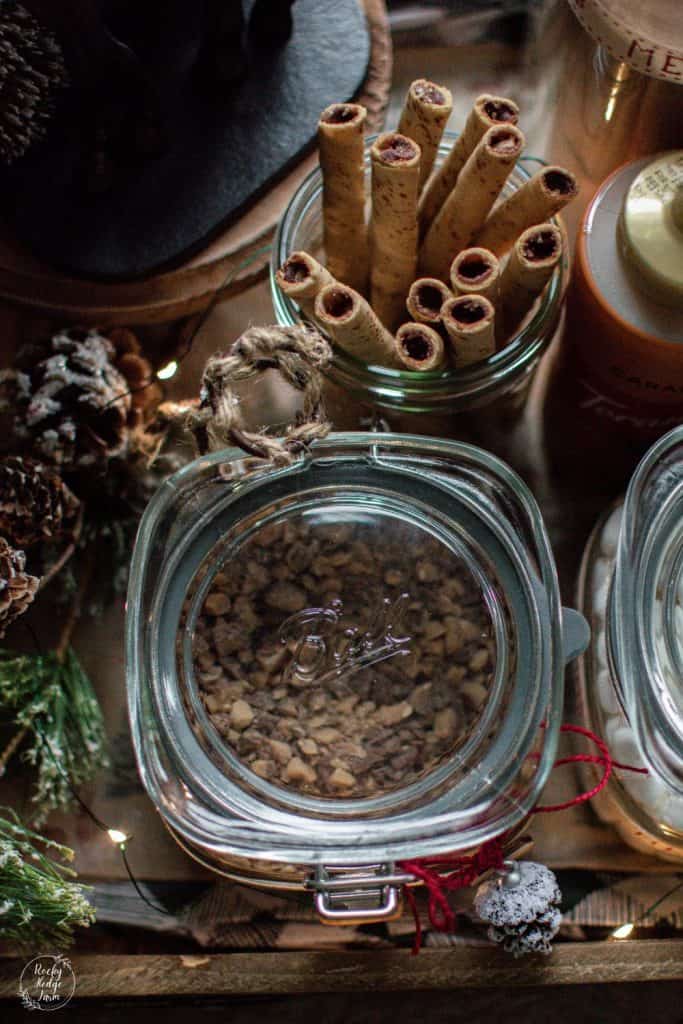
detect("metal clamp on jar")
[127,434,589,921]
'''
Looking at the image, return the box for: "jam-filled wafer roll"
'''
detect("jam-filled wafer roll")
[450,247,500,303]
[406,277,452,326]
[441,294,496,368]
[498,223,563,339]
[420,125,525,281]
[315,283,400,367]
[276,251,336,321]
[318,103,369,293]
[370,132,421,331]
[475,166,577,257]
[395,322,447,371]
[397,78,453,192]
[418,94,519,236]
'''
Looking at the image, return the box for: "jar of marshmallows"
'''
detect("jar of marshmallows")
[576,426,683,862]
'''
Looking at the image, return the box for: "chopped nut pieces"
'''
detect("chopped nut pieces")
[194,518,497,798]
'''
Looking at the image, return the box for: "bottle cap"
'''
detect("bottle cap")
[620,151,683,307]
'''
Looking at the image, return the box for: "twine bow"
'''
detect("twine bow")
[166,324,332,465]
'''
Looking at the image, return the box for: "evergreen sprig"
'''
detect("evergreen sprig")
[0,647,108,824]
[0,808,94,949]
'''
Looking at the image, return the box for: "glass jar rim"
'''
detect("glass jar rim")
[271,132,567,410]
[610,425,683,794]
[127,433,581,866]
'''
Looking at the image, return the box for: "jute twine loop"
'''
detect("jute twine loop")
[184,324,332,464]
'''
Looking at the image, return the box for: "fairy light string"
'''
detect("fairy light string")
[102,243,273,411]
[33,719,173,918]
[610,876,683,940]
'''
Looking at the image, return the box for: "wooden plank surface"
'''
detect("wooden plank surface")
[1,942,682,998]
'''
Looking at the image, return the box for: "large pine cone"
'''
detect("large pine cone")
[0,327,159,473]
[0,1,68,164]
[0,536,39,637]
[0,455,80,548]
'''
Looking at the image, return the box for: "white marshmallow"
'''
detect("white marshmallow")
[597,668,620,716]
[600,506,623,559]
[655,792,683,832]
[593,577,611,624]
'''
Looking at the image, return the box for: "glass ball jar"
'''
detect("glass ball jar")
[576,426,683,862]
[271,134,569,451]
[127,433,589,920]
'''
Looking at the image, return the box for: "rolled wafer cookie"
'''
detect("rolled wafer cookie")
[369,132,421,331]
[276,251,335,321]
[420,125,525,282]
[450,247,500,303]
[441,294,496,368]
[498,223,563,339]
[418,94,519,236]
[318,103,369,293]
[474,166,577,257]
[398,78,453,192]
[395,322,447,371]
[406,277,452,326]
[315,283,400,368]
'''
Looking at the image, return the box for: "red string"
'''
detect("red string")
[532,723,648,813]
[397,724,647,952]
[398,837,505,954]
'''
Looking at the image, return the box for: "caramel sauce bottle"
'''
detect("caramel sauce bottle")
[541,152,683,494]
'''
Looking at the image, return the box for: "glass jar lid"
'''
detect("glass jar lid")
[127,434,587,866]
[609,425,683,794]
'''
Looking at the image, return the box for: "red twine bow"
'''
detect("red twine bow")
[399,838,505,955]
[398,723,648,953]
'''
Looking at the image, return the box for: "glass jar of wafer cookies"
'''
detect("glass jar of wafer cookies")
[272,85,576,450]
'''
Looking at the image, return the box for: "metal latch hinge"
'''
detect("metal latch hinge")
[306,863,411,926]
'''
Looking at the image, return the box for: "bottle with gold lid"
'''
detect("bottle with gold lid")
[542,0,683,238]
[541,150,683,491]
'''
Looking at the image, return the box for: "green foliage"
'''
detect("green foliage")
[0,648,107,824]
[0,808,94,950]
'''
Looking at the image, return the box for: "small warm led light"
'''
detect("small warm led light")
[157,360,178,380]
[611,922,635,940]
[107,828,128,845]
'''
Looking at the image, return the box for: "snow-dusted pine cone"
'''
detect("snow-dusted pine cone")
[474,861,562,957]
[0,327,153,473]
[0,455,79,548]
[0,535,39,636]
[0,0,68,164]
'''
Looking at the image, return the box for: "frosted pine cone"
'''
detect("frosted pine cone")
[0,1,68,164]
[0,536,39,636]
[0,456,79,548]
[474,861,562,957]
[0,327,136,472]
